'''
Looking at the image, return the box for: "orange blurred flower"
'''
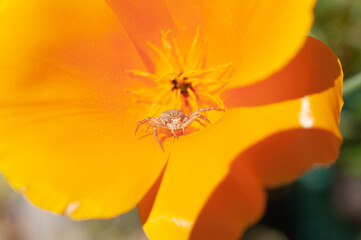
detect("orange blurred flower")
[0,0,343,239]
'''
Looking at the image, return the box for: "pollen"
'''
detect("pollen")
[126,27,233,116]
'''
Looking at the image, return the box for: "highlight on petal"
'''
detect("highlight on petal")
[221,37,343,108]
[164,0,317,87]
[0,0,169,219]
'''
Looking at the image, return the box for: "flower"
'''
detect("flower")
[0,0,343,239]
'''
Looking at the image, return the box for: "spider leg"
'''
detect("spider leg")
[181,113,213,130]
[157,117,166,125]
[197,114,211,124]
[135,117,154,135]
[185,107,224,127]
[146,118,165,133]
[182,127,186,136]
[181,114,200,129]
[182,115,189,135]
[171,128,178,138]
[194,118,206,127]
[192,107,225,115]
[145,121,152,133]
[153,127,164,151]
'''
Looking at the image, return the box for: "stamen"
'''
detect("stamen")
[197,81,230,94]
[146,41,175,71]
[186,26,201,69]
[151,88,172,108]
[195,38,208,70]
[125,70,158,80]
[187,89,200,109]
[125,27,233,117]
[196,91,225,108]
[161,30,180,72]
[153,72,175,84]
[181,62,233,79]
[172,37,186,72]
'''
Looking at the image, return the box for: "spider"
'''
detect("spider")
[135,107,225,151]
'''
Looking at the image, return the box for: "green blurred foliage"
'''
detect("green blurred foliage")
[311,0,361,78]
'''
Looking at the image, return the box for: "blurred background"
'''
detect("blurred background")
[1,0,361,239]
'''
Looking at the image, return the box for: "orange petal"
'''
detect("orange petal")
[105,0,175,44]
[164,0,316,87]
[140,49,342,238]
[0,0,169,219]
[105,0,176,71]
[240,128,342,188]
[189,161,265,240]
[221,37,342,108]
[140,159,265,240]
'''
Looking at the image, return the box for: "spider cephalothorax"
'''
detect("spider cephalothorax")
[135,107,224,151]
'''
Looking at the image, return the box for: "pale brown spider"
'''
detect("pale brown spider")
[135,107,225,151]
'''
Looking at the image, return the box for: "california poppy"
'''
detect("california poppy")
[0,0,343,239]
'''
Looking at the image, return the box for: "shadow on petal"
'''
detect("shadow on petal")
[189,128,341,240]
[105,0,175,69]
[189,162,265,240]
[138,162,167,224]
[244,128,342,187]
[222,37,342,107]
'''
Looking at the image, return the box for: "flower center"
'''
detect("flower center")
[171,74,193,97]
[126,27,233,116]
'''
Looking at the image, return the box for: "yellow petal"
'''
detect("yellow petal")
[140,39,343,238]
[222,37,343,108]
[0,0,169,219]
[164,0,316,87]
